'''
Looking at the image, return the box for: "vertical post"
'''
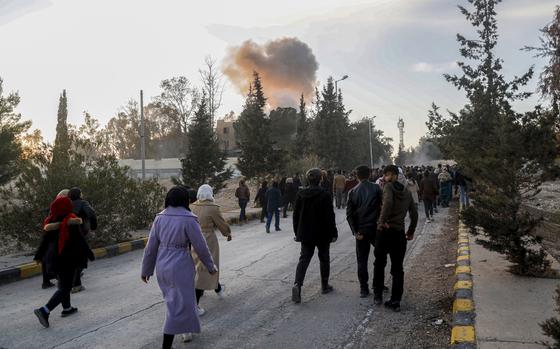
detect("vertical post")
[140,90,146,181]
[368,118,374,169]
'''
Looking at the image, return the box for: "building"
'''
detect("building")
[118,158,182,180]
[216,112,240,156]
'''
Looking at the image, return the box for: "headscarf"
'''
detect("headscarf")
[164,186,190,210]
[68,187,82,201]
[197,184,214,202]
[44,196,78,254]
[57,189,70,198]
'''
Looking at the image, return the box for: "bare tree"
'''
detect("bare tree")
[153,76,199,135]
[199,56,225,126]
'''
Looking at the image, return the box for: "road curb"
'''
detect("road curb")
[451,222,477,348]
[0,211,260,286]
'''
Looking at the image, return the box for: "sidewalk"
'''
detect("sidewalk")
[470,238,560,348]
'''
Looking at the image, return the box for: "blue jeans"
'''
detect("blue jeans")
[459,185,470,208]
[266,209,280,231]
[239,198,249,221]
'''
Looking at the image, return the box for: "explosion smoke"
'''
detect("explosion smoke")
[223,37,319,108]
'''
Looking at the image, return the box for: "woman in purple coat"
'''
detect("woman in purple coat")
[141,186,217,349]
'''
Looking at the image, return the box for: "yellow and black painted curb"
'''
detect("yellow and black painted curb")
[0,211,261,286]
[451,222,477,349]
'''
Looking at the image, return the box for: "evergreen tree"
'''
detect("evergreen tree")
[293,94,310,159]
[0,78,30,185]
[312,77,351,168]
[236,72,278,178]
[427,0,555,275]
[177,96,232,191]
[51,90,71,169]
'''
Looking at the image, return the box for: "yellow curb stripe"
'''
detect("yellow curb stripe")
[457,255,470,261]
[93,248,107,258]
[453,299,474,312]
[141,237,148,245]
[457,246,470,252]
[117,242,132,254]
[456,266,471,274]
[19,263,41,278]
[454,280,473,290]
[458,239,469,244]
[451,326,476,344]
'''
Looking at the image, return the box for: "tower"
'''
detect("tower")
[397,117,405,152]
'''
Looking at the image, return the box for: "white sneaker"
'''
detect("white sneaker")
[426,218,431,223]
[181,333,193,343]
[216,284,225,299]
[197,306,206,317]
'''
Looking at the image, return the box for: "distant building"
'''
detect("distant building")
[118,158,182,180]
[216,111,240,156]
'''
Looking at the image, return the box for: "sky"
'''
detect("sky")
[0,0,557,151]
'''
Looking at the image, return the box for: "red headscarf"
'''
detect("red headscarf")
[44,196,77,254]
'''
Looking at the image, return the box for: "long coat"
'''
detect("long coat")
[141,207,215,335]
[190,200,231,290]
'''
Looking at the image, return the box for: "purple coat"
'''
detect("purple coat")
[141,207,216,335]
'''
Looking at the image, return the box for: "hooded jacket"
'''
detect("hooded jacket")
[378,181,418,234]
[293,186,338,244]
[346,180,382,235]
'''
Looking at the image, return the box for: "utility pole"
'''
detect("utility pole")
[368,116,376,169]
[140,90,146,181]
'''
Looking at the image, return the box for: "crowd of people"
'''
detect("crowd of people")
[31,162,472,349]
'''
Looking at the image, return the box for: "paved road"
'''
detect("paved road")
[0,209,431,349]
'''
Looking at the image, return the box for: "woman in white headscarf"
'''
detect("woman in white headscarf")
[190,185,232,312]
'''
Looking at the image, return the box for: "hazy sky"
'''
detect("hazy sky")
[0,0,557,150]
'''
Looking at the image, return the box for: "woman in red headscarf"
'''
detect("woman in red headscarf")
[34,196,91,328]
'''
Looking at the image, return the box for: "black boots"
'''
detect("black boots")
[321,283,334,294]
[384,300,401,312]
[292,285,302,303]
[34,308,50,328]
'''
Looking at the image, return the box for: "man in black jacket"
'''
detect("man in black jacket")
[292,168,338,303]
[374,165,418,312]
[346,165,383,298]
[68,187,97,293]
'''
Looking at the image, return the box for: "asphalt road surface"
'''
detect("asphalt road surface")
[0,208,442,349]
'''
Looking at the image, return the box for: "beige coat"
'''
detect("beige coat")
[190,200,231,290]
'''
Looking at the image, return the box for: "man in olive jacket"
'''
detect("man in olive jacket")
[373,165,418,312]
[292,168,338,304]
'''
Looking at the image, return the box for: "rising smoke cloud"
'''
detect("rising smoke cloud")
[223,37,319,108]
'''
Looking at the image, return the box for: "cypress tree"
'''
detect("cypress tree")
[51,90,70,169]
[178,95,232,191]
[293,93,310,159]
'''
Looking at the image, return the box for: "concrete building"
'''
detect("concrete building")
[216,112,240,156]
[117,158,182,180]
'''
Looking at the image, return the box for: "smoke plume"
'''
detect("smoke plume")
[223,37,319,108]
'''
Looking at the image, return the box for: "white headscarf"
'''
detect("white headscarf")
[197,184,214,202]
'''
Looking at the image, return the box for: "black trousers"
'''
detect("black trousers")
[73,268,83,287]
[41,259,55,284]
[423,198,434,218]
[195,283,222,304]
[373,228,407,302]
[294,242,330,286]
[356,229,376,290]
[46,268,75,311]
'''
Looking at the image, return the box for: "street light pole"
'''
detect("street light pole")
[140,90,146,181]
[368,116,376,169]
[335,75,349,96]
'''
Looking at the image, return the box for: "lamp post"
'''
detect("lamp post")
[368,116,377,169]
[335,75,349,95]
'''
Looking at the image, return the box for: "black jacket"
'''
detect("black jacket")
[72,199,98,234]
[346,180,382,235]
[293,186,338,244]
[378,181,418,234]
[255,187,268,208]
[266,187,283,212]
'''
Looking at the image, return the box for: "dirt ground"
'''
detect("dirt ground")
[357,205,458,349]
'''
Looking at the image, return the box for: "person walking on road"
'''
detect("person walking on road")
[454,170,471,208]
[254,181,268,223]
[333,170,346,209]
[373,165,418,312]
[346,165,383,298]
[438,169,453,208]
[190,185,232,335]
[67,187,97,294]
[141,186,217,349]
[35,189,70,289]
[419,170,438,223]
[265,181,282,233]
[292,168,338,303]
[34,196,91,328]
[405,172,420,206]
[235,179,251,223]
[283,178,297,218]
